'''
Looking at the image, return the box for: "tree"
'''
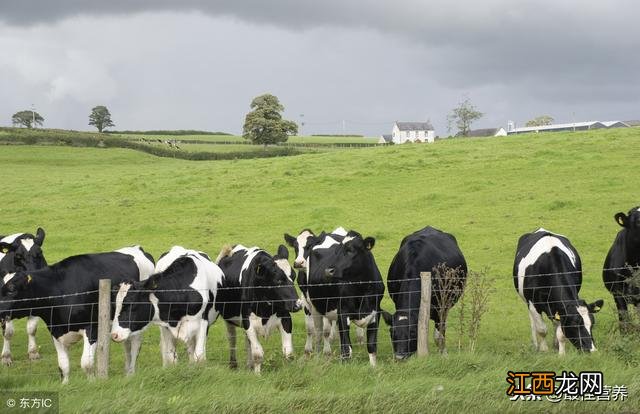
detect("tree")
[525,115,554,127]
[447,98,483,137]
[89,105,115,132]
[11,110,44,129]
[242,94,298,148]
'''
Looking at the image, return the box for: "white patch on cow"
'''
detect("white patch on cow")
[517,235,577,299]
[111,283,133,341]
[527,301,548,351]
[237,246,263,284]
[369,353,377,367]
[275,258,293,282]
[325,309,338,321]
[342,236,355,245]
[314,236,340,251]
[556,323,566,355]
[20,238,34,252]
[353,311,376,328]
[398,315,408,321]
[294,230,313,267]
[116,245,155,280]
[58,331,83,347]
[3,273,15,284]
[576,305,594,349]
[332,227,348,236]
[0,251,5,262]
[156,246,189,273]
[250,313,282,338]
[0,233,24,244]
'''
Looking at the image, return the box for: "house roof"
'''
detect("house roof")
[601,121,629,127]
[624,120,640,127]
[380,134,393,143]
[510,121,605,133]
[464,128,501,137]
[395,121,434,131]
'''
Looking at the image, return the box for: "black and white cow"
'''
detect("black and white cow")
[514,229,603,354]
[0,246,154,383]
[306,230,384,366]
[111,246,224,366]
[215,244,301,374]
[603,206,640,330]
[381,226,467,359]
[0,229,47,365]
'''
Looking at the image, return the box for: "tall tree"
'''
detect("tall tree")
[447,98,483,137]
[243,94,298,148]
[11,110,44,129]
[525,115,554,127]
[89,105,115,132]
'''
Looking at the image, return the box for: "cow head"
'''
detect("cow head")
[558,299,604,352]
[381,309,417,359]
[615,207,640,231]
[0,229,47,275]
[111,278,157,342]
[284,229,315,269]
[251,250,301,313]
[324,231,375,280]
[0,272,35,320]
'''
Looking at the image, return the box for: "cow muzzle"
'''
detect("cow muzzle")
[293,260,305,269]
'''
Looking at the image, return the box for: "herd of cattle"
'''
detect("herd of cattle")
[0,206,638,383]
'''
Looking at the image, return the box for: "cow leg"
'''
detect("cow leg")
[124,332,143,375]
[366,319,379,367]
[356,326,366,346]
[245,321,264,374]
[186,336,197,362]
[80,330,97,378]
[26,317,40,360]
[322,317,333,355]
[432,313,447,354]
[614,295,631,332]
[311,310,324,354]
[52,336,71,384]
[337,314,352,361]
[328,319,337,342]
[552,321,560,351]
[160,326,177,367]
[1,320,14,366]
[192,319,208,362]
[304,311,314,355]
[555,323,566,355]
[279,316,293,359]
[225,322,238,369]
[527,302,548,351]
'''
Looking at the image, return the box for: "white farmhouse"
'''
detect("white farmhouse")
[391,121,435,144]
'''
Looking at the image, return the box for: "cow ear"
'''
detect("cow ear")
[35,228,45,246]
[284,233,296,247]
[381,309,393,325]
[588,299,604,313]
[554,311,561,321]
[277,244,289,260]
[364,237,376,250]
[615,212,628,227]
[0,243,10,254]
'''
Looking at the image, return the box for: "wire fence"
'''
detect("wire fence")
[0,265,638,382]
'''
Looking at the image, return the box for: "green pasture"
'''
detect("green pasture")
[0,127,639,412]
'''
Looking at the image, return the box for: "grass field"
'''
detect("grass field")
[0,128,639,412]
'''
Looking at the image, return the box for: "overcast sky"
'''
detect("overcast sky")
[1,1,638,136]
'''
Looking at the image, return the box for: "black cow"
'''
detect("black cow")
[111,246,224,366]
[0,228,47,365]
[215,244,301,374]
[381,226,467,359]
[0,246,155,383]
[603,207,640,331]
[514,229,603,354]
[306,230,384,366]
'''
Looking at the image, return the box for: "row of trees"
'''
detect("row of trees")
[11,106,115,132]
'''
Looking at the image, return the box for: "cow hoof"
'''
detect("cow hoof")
[304,349,313,356]
[229,361,238,370]
[2,355,12,366]
[28,350,41,361]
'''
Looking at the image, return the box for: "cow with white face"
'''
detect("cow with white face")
[603,206,640,331]
[111,246,223,366]
[514,229,603,354]
[215,244,301,374]
[0,245,155,383]
[0,228,47,365]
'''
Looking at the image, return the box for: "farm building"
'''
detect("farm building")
[378,134,393,144]
[458,127,507,138]
[624,120,640,127]
[507,120,629,135]
[391,121,435,144]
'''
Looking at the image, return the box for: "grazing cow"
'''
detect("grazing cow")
[381,226,467,359]
[603,206,640,330]
[215,244,301,374]
[306,230,385,366]
[0,246,154,383]
[111,246,223,366]
[514,229,603,354]
[285,227,365,354]
[0,228,47,365]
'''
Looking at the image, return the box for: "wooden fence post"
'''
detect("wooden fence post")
[96,278,111,379]
[417,272,432,357]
